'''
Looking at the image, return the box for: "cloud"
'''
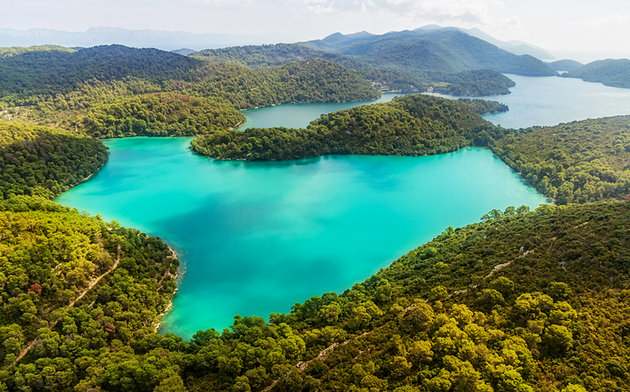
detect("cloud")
[303,0,503,25]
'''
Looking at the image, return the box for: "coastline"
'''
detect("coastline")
[153,245,183,333]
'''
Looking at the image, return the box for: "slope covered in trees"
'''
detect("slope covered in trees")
[81,93,245,137]
[0,120,107,199]
[0,45,378,106]
[565,59,630,89]
[1,198,627,391]
[0,46,380,137]
[0,45,200,97]
[491,116,630,204]
[0,196,179,391]
[182,59,380,108]
[191,95,498,160]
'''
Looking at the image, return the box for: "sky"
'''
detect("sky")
[3,0,630,61]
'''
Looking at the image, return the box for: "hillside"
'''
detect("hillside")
[565,59,630,88]
[0,196,179,391]
[1,197,627,391]
[0,45,379,110]
[0,120,107,199]
[304,29,555,77]
[0,46,380,135]
[548,59,583,73]
[492,116,630,204]
[196,31,537,97]
[81,93,245,137]
[0,45,200,97]
[191,95,498,160]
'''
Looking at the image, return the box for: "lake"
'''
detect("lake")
[477,74,630,129]
[58,74,627,338]
[57,140,545,338]
[240,93,400,129]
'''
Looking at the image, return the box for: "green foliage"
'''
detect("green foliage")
[181,59,380,109]
[0,196,179,390]
[0,120,107,199]
[0,195,628,391]
[81,92,244,137]
[0,45,200,97]
[492,116,630,203]
[191,94,495,160]
[0,46,379,111]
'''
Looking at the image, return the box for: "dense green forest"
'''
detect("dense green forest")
[0,45,200,97]
[191,95,498,160]
[0,46,380,136]
[491,116,630,204]
[0,46,378,105]
[81,93,244,137]
[565,59,630,88]
[0,196,179,391]
[0,120,107,199]
[1,197,627,391]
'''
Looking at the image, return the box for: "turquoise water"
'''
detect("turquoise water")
[240,93,400,129]
[58,138,546,338]
[478,75,630,129]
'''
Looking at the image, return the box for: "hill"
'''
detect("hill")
[565,59,630,88]
[196,29,555,97]
[0,46,379,135]
[0,120,107,198]
[1,196,627,391]
[491,116,630,204]
[191,95,499,160]
[304,29,555,77]
[0,45,200,97]
[0,196,179,391]
[415,25,554,60]
[548,59,583,73]
[81,93,244,138]
[0,45,379,108]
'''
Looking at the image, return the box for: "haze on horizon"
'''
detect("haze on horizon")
[3,0,630,62]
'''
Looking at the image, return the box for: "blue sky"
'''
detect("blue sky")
[3,0,629,61]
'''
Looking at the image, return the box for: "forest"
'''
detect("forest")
[0,46,380,136]
[565,59,630,89]
[491,116,630,204]
[81,93,244,138]
[0,120,107,199]
[0,195,627,391]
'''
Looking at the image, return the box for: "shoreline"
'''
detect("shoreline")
[153,245,183,333]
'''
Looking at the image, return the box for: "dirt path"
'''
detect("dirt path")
[12,245,122,366]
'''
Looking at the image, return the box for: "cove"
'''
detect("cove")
[57,138,546,338]
[474,74,630,129]
[240,93,400,129]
